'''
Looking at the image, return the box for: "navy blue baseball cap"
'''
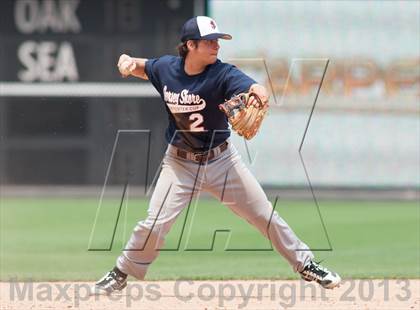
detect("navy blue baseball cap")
[180,16,232,42]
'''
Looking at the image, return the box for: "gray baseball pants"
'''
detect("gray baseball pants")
[117,142,313,279]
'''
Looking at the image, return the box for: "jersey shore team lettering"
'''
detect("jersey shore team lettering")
[163,85,207,114]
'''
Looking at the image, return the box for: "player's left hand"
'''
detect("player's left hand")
[219,91,269,140]
[248,84,270,107]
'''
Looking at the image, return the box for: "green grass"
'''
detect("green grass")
[0,197,419,281]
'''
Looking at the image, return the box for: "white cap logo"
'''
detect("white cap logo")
[209,20,216,30]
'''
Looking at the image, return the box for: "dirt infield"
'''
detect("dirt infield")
[1,279,418,310]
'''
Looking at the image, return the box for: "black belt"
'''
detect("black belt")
[176,141,228,163]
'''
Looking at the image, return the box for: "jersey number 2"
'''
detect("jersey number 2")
[189,113,204,132]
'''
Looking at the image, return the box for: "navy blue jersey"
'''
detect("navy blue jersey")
[145,55,255,152]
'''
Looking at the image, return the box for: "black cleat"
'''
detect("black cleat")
[300,261,341,289]
[92,267,128,295]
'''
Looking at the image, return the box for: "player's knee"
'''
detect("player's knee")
[248,210,271,227]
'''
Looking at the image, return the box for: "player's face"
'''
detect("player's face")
[196,39,220,64]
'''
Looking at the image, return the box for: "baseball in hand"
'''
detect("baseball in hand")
[118,54,136,77]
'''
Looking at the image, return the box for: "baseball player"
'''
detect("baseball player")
[93,16,341,294]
